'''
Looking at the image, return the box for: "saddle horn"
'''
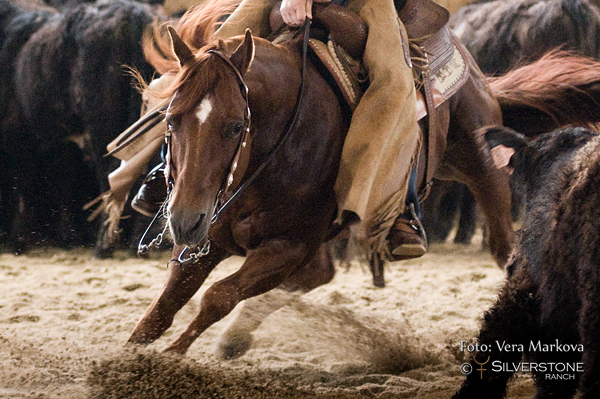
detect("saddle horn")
[269,2,367,60]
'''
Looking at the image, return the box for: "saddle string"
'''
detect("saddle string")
[105,111,166,157]
[176,19,313,266]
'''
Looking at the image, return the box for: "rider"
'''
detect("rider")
[134,0,428,261]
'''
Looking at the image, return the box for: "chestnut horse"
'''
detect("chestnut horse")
[127,4,600,354]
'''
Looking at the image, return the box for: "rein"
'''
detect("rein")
[174,19,313,266]
[105,104,167,157]
[211,20,312,221]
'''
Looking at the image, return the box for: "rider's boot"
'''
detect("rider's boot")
[131,163,168,217]
[388,203,427,261]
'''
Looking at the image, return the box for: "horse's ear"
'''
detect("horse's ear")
[167,26,193,67]
[230,29,255,76]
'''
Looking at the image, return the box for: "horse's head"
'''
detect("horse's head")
[164,27,255,247]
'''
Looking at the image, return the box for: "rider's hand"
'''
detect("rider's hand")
[280,0,331,27]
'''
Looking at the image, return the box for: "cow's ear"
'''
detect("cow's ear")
[490,145,515,173]
[483,126,528,174]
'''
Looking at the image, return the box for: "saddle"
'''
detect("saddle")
[270,0,469,199]
[397,0,450,39]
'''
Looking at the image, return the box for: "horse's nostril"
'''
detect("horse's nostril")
[191,214,206,234]
[169,209,209,246]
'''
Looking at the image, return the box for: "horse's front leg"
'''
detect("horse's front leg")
[163,239,308,354]
[127,245,229,345]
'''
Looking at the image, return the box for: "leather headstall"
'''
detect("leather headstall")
[162,48,253,266]
[205,49,252,218]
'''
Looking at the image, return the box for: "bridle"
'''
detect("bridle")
[165,48,252,266]
[165,20,313,266]
[205,49,252,221]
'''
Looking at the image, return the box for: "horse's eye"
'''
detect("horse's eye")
[165,116,175,133]
[166,114,181,131]
[226,121,244,138]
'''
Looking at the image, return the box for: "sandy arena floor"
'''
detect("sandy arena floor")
[0,235,538,398]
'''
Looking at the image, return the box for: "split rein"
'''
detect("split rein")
[137,20,313,267]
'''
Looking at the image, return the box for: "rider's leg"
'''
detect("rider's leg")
[131,162,167,217]
[337,0,422,260]
[214,0,278,39]
[131,144,168,217]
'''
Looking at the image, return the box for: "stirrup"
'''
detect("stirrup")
[389,203,428,260]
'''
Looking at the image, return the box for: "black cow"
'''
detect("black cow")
[0,0,58,251]
[453,125,600,399]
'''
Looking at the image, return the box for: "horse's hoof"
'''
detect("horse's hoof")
[214,333,254,360]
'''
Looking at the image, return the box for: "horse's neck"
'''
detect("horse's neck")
[250,39,301,104]
[245,40,303,149]
[236,37,346,198]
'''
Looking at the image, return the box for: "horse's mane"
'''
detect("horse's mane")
[141,0,238,113]
[144,0,234,73]
[489,50,600,131]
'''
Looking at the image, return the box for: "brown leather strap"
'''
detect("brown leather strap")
[398,0,418,23]
[204,49,252,210]
[210,19,313,224]
[393,216,419,233]
[398,16,412,68]
[421,69,436,199]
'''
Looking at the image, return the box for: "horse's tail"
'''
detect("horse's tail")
[488,50,600,136]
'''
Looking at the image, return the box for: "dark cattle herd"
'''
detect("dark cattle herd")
[2,0,600,397]
[0,0,163,256]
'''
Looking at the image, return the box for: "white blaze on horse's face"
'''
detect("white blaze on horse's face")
[195,96,213,125]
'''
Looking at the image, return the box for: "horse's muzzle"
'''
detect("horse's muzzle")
[168,208,210,246]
